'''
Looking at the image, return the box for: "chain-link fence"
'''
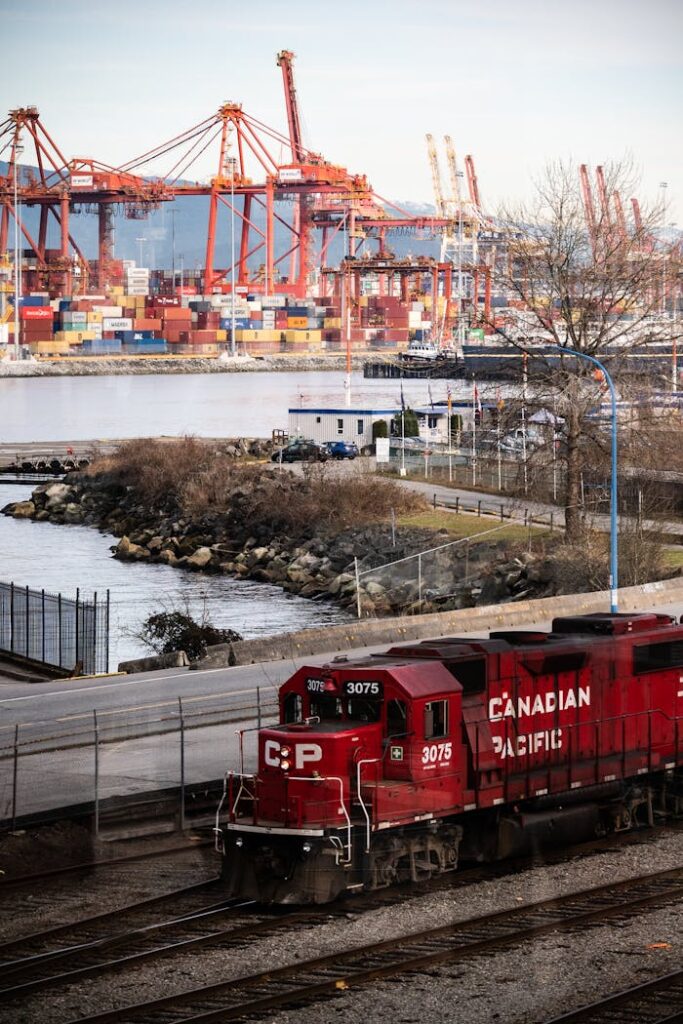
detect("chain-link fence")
[0,686,278,834]
[0,582,110,675]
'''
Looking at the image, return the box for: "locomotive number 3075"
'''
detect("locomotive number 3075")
[421,742,453,765]
[344,681,381,696]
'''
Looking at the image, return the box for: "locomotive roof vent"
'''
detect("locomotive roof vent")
[490,630,549,646]
[551,613,672,637]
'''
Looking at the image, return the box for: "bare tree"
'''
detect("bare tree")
[486,158,681,541]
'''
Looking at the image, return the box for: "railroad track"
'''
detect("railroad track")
[0,884,334,1001]
[50,865,682,1024]
[544,969,683,1023]
[1,836,213,890]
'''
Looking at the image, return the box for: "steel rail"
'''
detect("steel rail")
[58,866,683,1024]
[542,968,683,1023]
[0,876,223,964]
[0,837,213,890]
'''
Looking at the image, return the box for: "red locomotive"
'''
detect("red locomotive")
[216,612,683,903]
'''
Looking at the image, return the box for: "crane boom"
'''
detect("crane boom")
[444,135,461,206]
[425,133,445,216]
[612,191,627,240]
[464,154,481,209]
[595,165,612,227]
[579,164,597,241]
[276,49,305,163]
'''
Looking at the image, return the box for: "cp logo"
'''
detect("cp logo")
[264,740,323,770]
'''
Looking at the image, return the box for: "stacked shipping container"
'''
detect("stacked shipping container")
[5,279,441,358]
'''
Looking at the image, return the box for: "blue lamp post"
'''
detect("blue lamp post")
[551,347,618,613]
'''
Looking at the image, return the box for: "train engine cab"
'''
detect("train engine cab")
[218,656,467,903]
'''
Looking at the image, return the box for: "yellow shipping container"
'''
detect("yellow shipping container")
[287,317,308,329]
[284,330,322,344]
[324,317,341,329]
[87,312,103,323]
[29,340,71,354]
[359,296,369,307]
[110,286,124,297]
[216,329,227,342]
[58,330,96,342]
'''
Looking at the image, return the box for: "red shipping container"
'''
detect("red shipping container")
[152,296,181,307]
[163,308,193,321]
[196,312,220,328]
[134,318,162,331]
[190,329,218,343]
[20,306,53,320]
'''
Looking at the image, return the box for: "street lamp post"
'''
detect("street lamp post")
[13,143,23,360]
[552,346,619,613]
[456,170,464,353]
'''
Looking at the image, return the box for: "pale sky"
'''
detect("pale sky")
[2,0,681,221]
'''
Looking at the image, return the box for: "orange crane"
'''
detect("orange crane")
[1,53,451,298]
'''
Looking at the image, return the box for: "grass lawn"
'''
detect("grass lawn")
[397,509,555,545]
[663,548,683,570]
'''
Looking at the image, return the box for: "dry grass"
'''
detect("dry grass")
[89,438,428,537]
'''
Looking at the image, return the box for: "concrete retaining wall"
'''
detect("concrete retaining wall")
[119,650,190,674]
[193,577,683,670]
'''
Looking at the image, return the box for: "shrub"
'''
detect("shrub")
[139,610,243,662]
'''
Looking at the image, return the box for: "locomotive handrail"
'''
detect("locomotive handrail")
[228,771,256,822]
[214,772,229,853]
[356,757,381,853]
[291,775,352,864]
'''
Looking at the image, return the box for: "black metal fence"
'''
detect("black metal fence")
[0,583,109,676]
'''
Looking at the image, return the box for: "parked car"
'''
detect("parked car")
[271,440,329,463]
[323,440,359,460]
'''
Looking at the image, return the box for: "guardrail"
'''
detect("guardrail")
[431,492,559,532]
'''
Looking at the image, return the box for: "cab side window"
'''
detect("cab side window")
[387,698,407,736]
[283,693,302,723]
[424,699,448,739]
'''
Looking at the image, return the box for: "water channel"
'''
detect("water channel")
[0,369,466,668]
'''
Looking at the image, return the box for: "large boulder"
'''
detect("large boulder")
[114,535,149,560]
[11,500,35,519]
[45,483,74,510]
[185,546,214,570]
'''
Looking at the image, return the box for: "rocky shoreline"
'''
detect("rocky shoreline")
[2,451,575,620]
[0,352,361,378]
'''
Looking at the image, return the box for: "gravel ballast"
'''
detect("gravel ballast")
[2,829,681,1024]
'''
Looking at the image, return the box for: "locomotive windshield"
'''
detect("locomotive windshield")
[308,694,381,723]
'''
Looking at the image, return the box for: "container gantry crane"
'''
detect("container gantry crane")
[1,52,451,298]
[0,107,173,294]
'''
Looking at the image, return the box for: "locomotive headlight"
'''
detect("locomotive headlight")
[280,759,291,771]
[280,746,291,758]
[302,842,312,855]
[234,837,243,848]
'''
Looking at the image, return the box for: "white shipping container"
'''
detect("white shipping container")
[248,301,262,312]
[127,287,149,296]
[103,317,133,331]
[94,306,123,317]
[0,324,8,345]
[408,312,422,327]
[64,311,88,324]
